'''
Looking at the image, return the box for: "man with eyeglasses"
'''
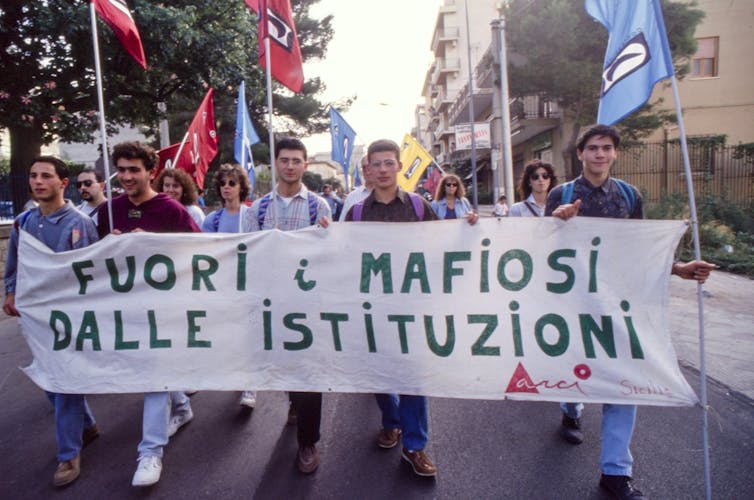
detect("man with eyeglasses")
[76,167,107,224]
[546,124,715,500]
[97,141,200,487]
[245,137,331,474]
[344,139,478,478]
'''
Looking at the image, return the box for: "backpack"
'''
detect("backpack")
[256,192,319,228]
[351,192,425,221]
[560,178,636,214]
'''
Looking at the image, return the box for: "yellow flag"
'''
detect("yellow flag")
[397,134,433,192]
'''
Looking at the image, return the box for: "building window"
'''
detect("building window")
[691,37,718,77]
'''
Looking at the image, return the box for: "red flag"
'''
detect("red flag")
[173,89,219,189]
[91,0,147,69]
[245,0,304,93]
[423,166,443,195]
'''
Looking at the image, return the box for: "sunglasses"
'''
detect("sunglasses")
[530,173,551,181]
[221,179,238,187]
[76,180,94,188]
[445,182,459,187]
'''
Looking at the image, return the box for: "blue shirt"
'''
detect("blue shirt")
[545,175,643,219]
[4,201,99,294]
[430,197,472,220]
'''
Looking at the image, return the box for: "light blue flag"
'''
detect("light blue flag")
[235,80,260,189]
[329,107,356,190]
[585,0,674,125]
[352,161,362,188]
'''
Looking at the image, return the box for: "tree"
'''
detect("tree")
[502,0,704,177]
[0,0,337,215]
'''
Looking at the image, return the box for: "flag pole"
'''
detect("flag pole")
[264,35,278,228]
[171,132,190,169]
[669,72,711,500]
[89,2,114,232]
[464,0,478,210]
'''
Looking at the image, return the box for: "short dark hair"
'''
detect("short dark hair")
[518,159,558,199]
[78,166,104,182]
[30,156,69,180]
[576,124,621,152]
[112,141,158,170]
[213,163,250,203]
[275,137,307,160]
[367,139,400,162]
[156,168,199,205]
[322,183,332,191]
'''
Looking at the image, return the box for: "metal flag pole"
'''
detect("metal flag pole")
[464,0,478,210]
[89,1,114,232]
[494,12,514,209]
[669,72,711,500]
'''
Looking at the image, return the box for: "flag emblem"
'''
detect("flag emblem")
[268,9,295,53]
[601,33,650,96]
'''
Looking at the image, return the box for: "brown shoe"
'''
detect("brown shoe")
[401,448,437,477]
[82,424,100,448]
[377,427,401,449]
[53,455,80,487]
[297,445,319,474]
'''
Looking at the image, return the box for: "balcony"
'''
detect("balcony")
[432,88,455,113]
[431,26,460,54]
[431,57,460,86]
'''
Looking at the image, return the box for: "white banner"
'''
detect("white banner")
[16,217,697,406]
[455,122,491,150]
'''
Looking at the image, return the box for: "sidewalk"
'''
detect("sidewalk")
[668,270,754,400]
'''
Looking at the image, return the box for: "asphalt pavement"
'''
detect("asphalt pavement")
[0,271,752,499]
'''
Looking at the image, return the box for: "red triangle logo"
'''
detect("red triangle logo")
[505,362,539,394]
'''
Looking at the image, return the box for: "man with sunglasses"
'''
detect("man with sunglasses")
[546,124,715,500]
[97,141,200,487]
[76,167,106,224]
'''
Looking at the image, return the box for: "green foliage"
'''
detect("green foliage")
[732,142,754,165]
[0,158,9,177]
[302,170,323,192]
[646,192,754,277]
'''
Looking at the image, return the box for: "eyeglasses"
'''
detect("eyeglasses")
[76,180,94,188]
[220,179,238,187]
[116,166,143,174]
[530,172,551,181]
[277,157,304,167]
[445,182,458,187]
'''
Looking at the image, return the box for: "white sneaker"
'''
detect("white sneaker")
[132,455,162,487]
[239,391,256,408]
[167,408,193,437]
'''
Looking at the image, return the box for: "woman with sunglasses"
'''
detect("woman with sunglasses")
[430,173,472,219]
[509,160,558,217]
[155,168,205,227]
[202,164,257,409]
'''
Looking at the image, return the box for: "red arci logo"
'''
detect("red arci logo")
[505,362,591,396]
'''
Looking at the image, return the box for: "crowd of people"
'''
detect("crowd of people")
[3,125,714,499]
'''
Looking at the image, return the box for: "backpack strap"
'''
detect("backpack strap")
[560,180,576,206]
[212,208,225,232]
[612,178,636,215]
[524,201,539,217]
[307,192,318,225]
[13,210,32,232]
[407,192,424,220]
[257,193,273,228]
[352,200,364,222]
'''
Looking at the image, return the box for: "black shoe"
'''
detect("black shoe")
[560,414,583,444]
[599,474,646,499]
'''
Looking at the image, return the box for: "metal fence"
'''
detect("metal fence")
[610,142,753,207]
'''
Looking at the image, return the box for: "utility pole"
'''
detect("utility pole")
[491,8,514,207]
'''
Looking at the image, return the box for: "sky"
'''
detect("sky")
[303,0,441,155]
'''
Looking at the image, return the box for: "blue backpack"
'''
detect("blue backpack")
[560,178,636,214]
[351,192,425,221]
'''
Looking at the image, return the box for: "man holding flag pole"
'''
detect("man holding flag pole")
[541,2,717,498]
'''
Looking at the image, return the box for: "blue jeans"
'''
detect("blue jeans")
[46,392,96,461]
[375,394,428,451]
[136,391,192,459]
[561,402,637,476]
